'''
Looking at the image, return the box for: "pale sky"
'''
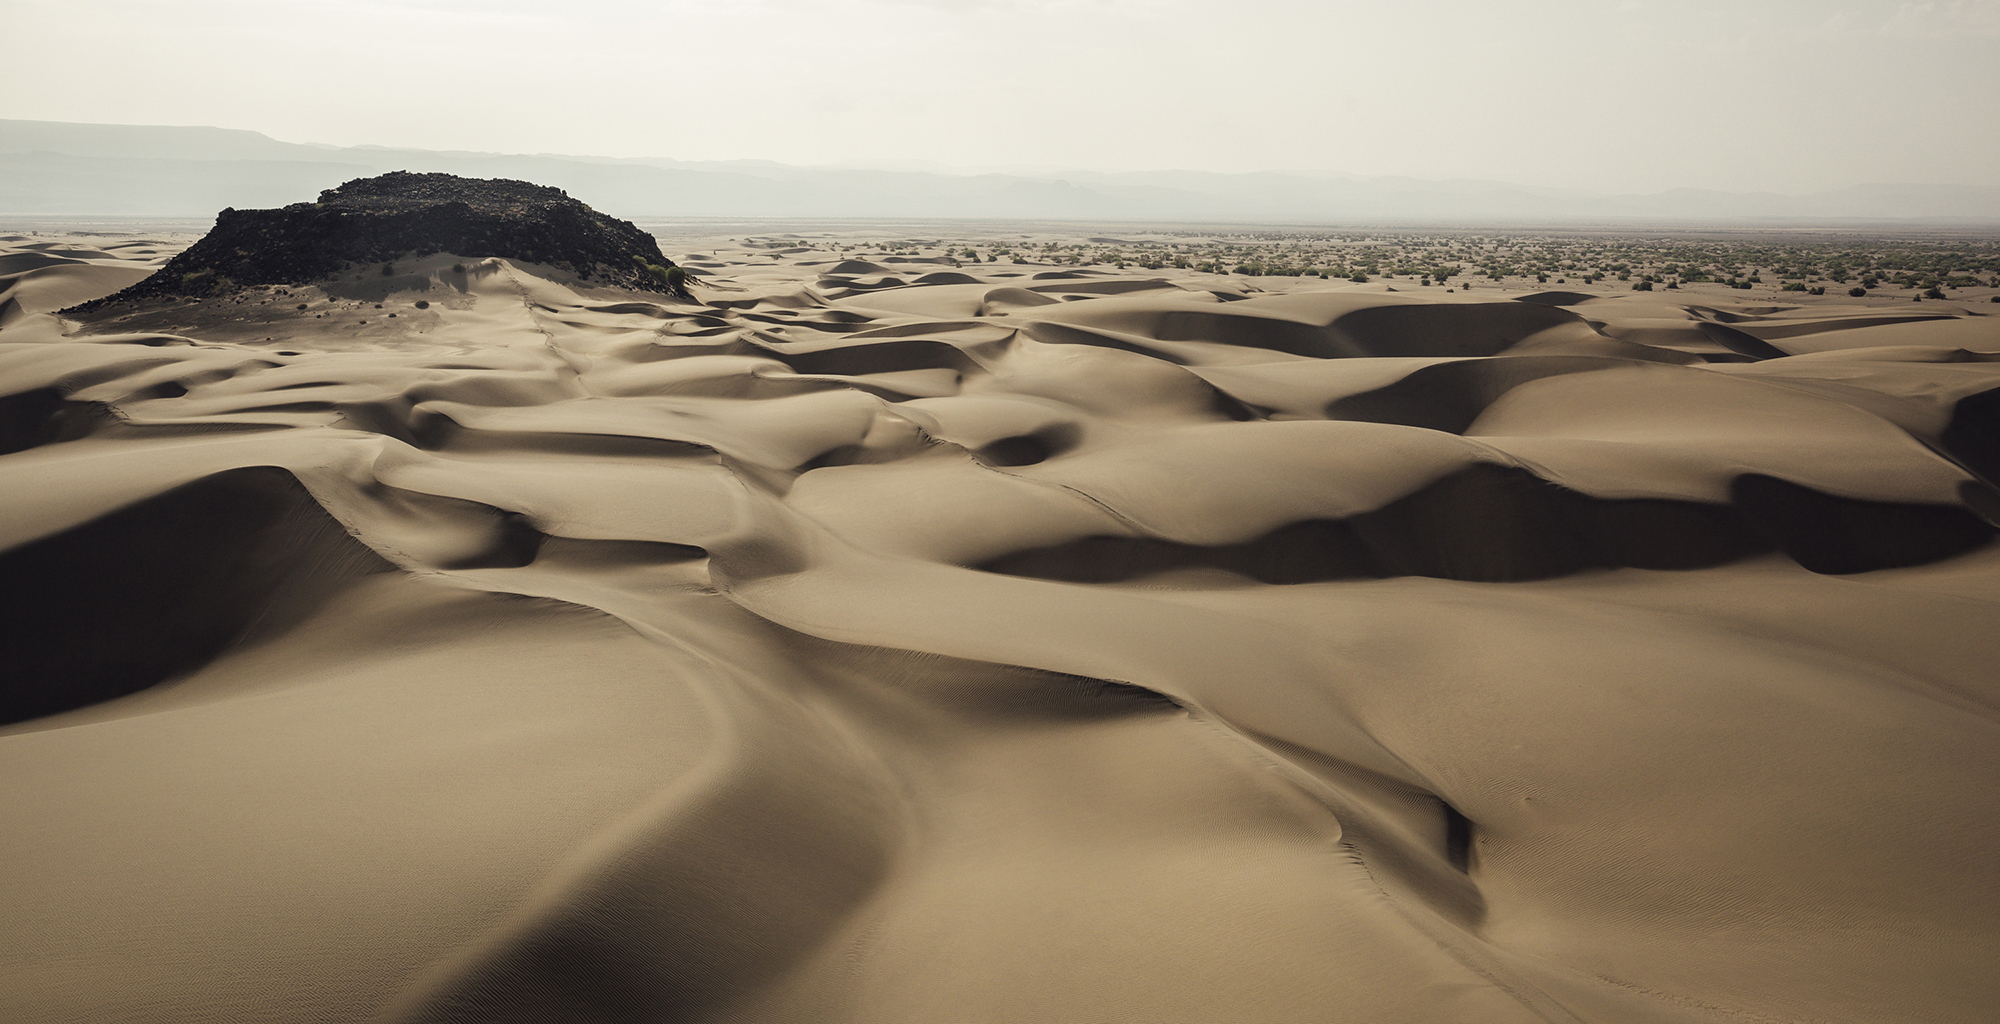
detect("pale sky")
[6,0,1998,194]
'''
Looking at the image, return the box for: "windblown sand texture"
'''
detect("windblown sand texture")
[3,229,1999,1023]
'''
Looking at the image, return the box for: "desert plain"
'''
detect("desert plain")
[2,220,1999,1023]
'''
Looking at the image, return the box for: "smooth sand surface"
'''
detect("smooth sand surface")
[3,230,1999,1023]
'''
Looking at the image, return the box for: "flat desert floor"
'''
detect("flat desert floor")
[3,227,1999,1023]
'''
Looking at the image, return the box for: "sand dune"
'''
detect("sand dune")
[2,231,1998,1022]
[0,237,166,327]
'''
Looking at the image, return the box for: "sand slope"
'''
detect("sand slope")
[3,233,1998,1023]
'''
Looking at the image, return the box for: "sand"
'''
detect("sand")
[2,228,1998,1023]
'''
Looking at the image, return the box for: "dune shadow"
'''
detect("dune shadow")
[981,464,1994,586]
[0,467,394,725]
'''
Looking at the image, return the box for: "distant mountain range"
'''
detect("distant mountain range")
[4,119,1998,226]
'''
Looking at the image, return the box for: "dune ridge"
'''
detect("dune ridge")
[2,227,1998,1023]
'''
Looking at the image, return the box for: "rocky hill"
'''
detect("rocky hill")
[67,171,686,312]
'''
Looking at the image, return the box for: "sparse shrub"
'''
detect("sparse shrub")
[1349,272,1368,283]
[1633,280,1653,291]
[1849,287,1868,297]
[414,300,430,309]
[664,265,692,298]
[451,263,466,274]
[1924,286,1946,299]
[381,263,395,276]
[1782,282,1807,292]
[1808,286,1825,295]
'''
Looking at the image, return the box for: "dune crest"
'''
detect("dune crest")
[2,222,1999,1023]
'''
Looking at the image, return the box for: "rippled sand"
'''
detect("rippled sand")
[3,231,1998,1023]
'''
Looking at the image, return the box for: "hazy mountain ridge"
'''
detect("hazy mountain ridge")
[4,119,1997,224]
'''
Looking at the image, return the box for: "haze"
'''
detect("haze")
[6,0,1999,195]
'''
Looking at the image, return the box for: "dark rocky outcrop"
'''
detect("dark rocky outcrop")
[66,171,687,313]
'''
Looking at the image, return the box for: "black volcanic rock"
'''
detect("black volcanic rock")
[68,171,685,312]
